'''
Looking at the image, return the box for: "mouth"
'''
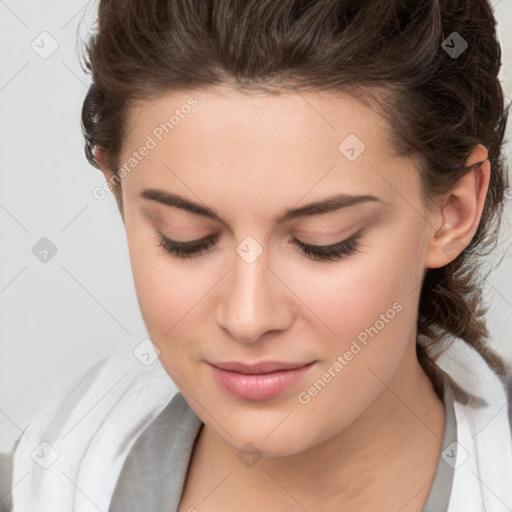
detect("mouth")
[208,360,317,400]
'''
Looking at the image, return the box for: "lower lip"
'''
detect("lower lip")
[209,362,317,400]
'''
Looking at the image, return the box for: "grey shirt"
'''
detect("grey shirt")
[106,381,458,512]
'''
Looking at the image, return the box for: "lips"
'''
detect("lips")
[210,360,313,374]
[208,360,317,400]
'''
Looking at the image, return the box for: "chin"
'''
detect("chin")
[217,420,314,458]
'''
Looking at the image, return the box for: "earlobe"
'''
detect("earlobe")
[424,145,490,269]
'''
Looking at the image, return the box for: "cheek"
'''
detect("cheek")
[125,226,202,342]
[291,230,423,382]
[287,254,420,442]
[286,236,417,340]
[125,226,231,382]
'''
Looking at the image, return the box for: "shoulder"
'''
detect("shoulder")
[108,392,203,511]
[9,343,178,512]
[425,332,512,433]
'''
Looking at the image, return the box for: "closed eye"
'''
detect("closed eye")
[291,229,364,261]
[156,229,364,262]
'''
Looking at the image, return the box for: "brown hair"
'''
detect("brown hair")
[80,0,511,397]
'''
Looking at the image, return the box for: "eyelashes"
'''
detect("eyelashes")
[157,234,217,259]
[157,229,364,262]
[292,230,363,261]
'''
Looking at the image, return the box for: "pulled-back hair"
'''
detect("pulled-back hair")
[80,0,511,397]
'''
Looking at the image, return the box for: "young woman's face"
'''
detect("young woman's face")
[117,86,438,456]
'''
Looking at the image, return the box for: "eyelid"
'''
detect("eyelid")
[170,233,215,243]
[157,228,364,263]
[295,225,363,243]
[158,228,364,249]
[158,232,217,247]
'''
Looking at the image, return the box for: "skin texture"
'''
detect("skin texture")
[97,86,490,511]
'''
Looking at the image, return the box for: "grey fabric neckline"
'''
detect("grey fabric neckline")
[108,392,203,512]
[422,380,457,511]
[108,383,457,512]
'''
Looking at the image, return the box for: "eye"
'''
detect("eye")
[290,229,364,262]
[156,229,364,262]
[157,233,217,259]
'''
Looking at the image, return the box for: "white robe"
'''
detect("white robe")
[9,332,512,511]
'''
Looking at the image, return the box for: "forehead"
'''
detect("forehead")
[123,86,390,157]
[119,86,417,215]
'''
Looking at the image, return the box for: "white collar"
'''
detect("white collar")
[420,332,512,511]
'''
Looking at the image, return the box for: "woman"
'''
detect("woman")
[4,0,512,511]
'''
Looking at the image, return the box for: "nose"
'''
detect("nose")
[216,244,293,344]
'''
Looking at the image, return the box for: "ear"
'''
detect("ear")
[93,147,125,221]
[424,144,490,269]
[94,147,115,183]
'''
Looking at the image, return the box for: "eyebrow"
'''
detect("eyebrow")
[140,188,384,225]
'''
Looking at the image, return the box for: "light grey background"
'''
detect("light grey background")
[1,0,512,453]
